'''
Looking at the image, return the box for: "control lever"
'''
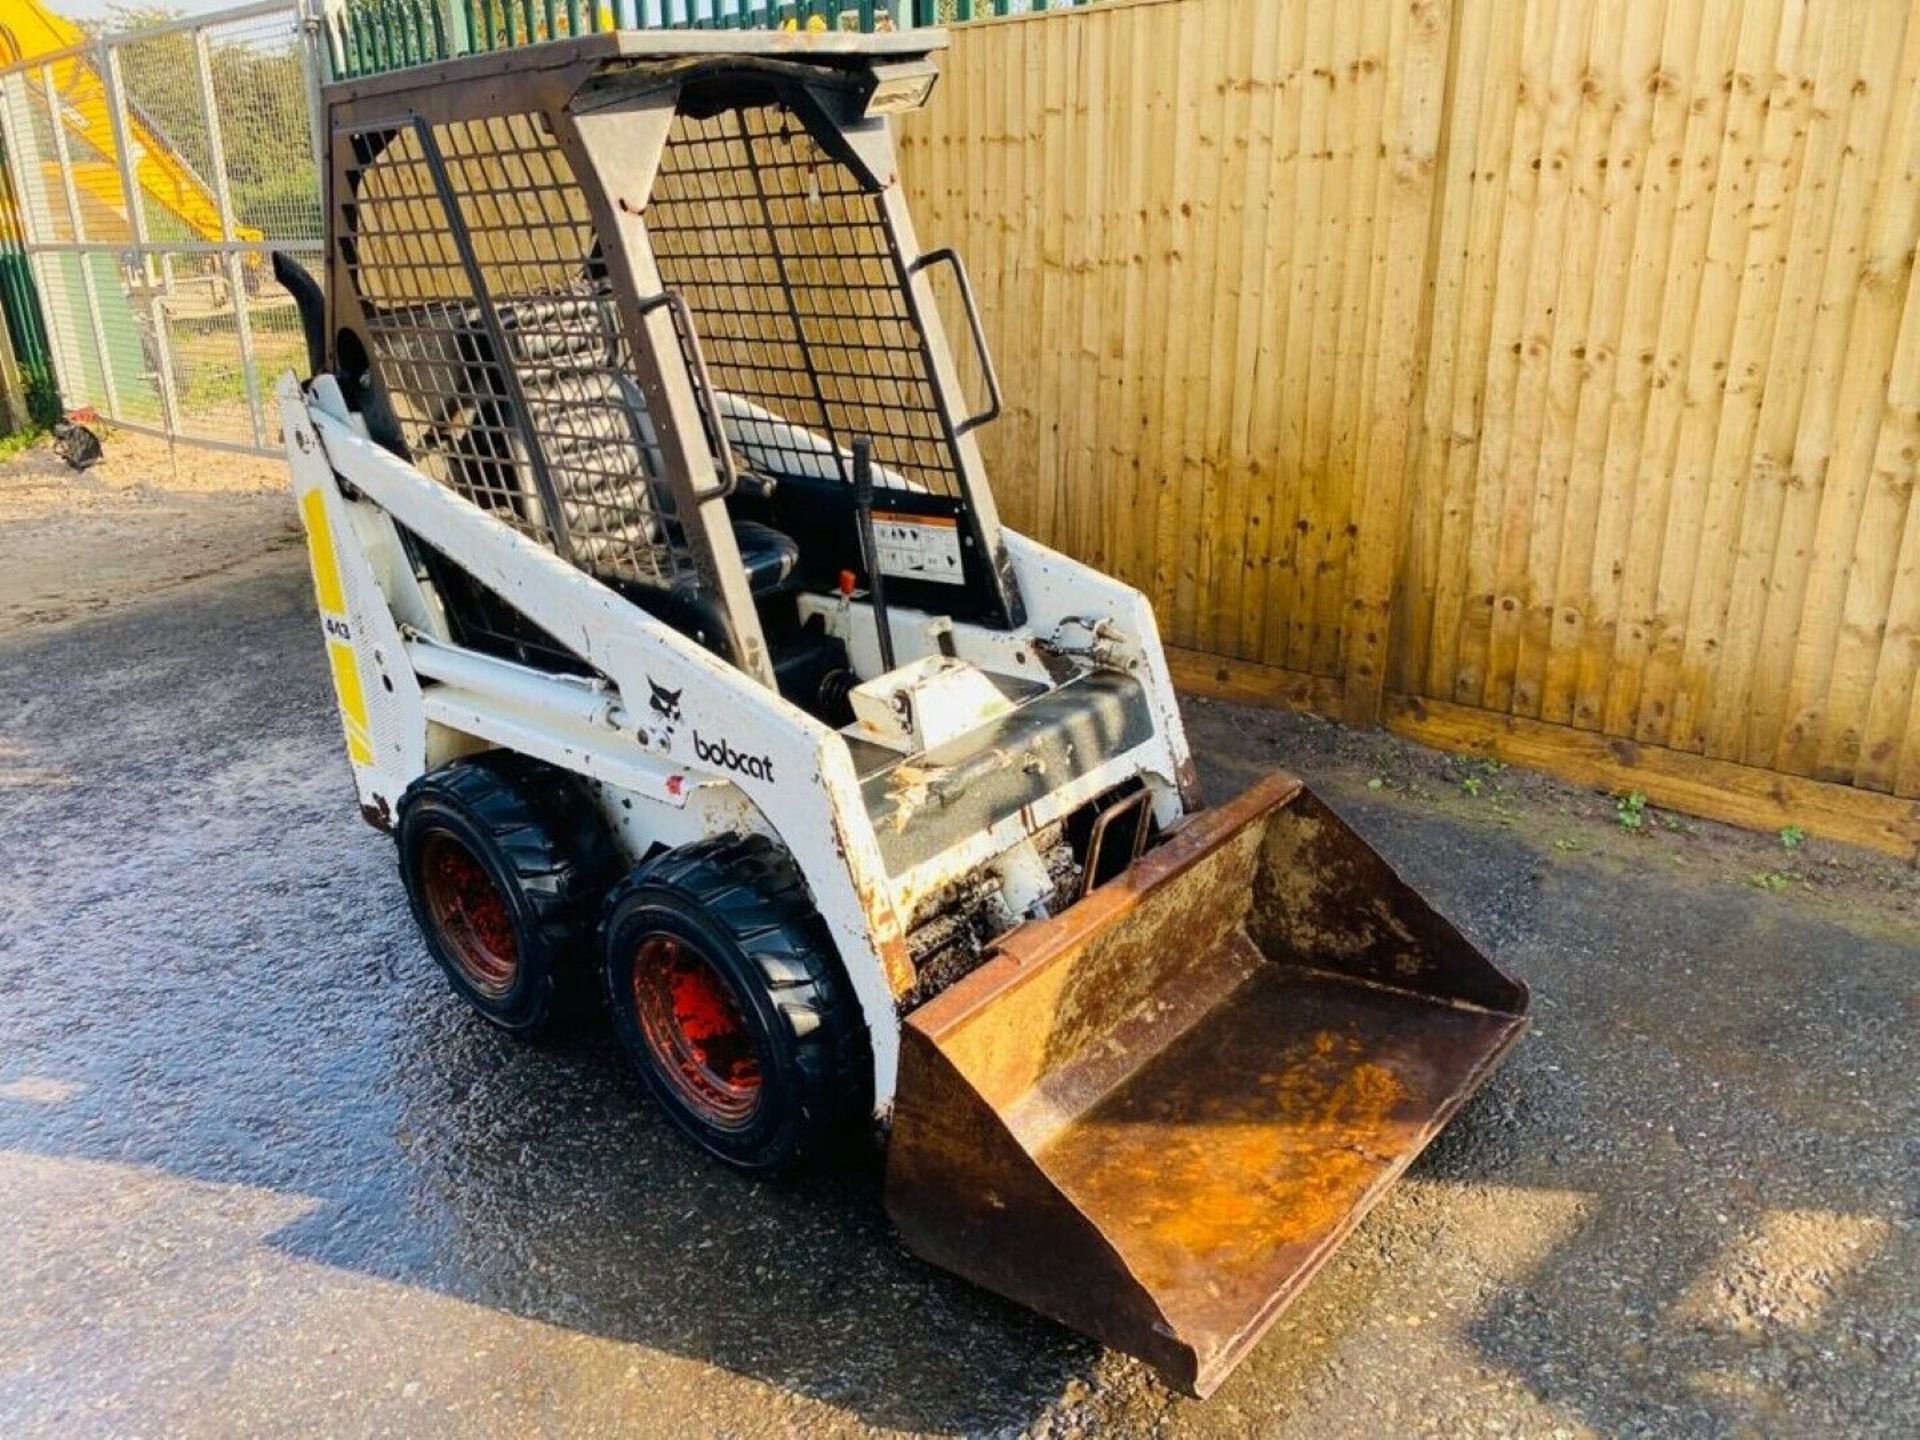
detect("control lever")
[851,439,898,674]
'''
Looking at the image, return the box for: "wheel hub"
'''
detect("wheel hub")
[420,833,519,998]
[632,934,763,1127]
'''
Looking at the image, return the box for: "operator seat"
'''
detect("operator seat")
[733,519,800,594]
[437,295,801,600]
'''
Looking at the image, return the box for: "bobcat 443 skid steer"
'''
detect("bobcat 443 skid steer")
[277,27,1529,1396]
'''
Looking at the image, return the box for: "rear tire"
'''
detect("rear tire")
[601,834,871,1172]
[397,753,616,1035]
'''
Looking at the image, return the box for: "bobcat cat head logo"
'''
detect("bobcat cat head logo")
[647,678,682,723]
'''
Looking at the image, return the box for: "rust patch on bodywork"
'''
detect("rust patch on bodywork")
[885,771,1529,1396]
[876,932,915,998]
[831,796,917,998]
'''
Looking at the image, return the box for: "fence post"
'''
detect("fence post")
[194,26,267,447]
[41,64,120,418]
[101,38,181,439]
[302,2,331,181]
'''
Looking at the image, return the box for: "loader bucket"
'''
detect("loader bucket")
[885,772,1528,1397]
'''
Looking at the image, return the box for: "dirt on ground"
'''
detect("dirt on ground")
[0,428,297,636]
[1181,699,1920,937]
[0,451,1913,1439]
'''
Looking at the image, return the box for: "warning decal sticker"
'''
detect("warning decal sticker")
[873,511,965,585]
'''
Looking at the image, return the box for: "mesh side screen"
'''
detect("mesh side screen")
[340,115,690,590]
[648,103,961,499]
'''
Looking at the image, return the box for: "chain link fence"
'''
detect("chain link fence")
[0,0,323,454]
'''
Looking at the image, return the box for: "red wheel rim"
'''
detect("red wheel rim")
[420,832,519,998]
[631,934,763,1128]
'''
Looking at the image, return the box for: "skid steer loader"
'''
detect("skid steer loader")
[277,28,1529,1397]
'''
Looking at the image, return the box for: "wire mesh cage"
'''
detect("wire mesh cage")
[339,114,695,590]
[649,99,963,501]
[323,29,1018,641]
[337,75,980,601]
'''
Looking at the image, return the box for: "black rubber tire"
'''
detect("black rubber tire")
[397,753,618,1035]
[601,834,872,1173]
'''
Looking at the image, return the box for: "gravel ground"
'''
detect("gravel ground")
[0,431,291,636]
[0,554,1914,1439]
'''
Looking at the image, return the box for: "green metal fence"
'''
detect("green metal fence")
[924,2,1105,18]
[328,0,1111,80]
[329,0,904,77]
[0,132,57,429]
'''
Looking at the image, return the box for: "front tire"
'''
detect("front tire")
[397,754,615,1034]
[601,834,871,1172]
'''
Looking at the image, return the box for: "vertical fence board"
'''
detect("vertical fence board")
[1534,0,1665,726]
[1508,0,1615,723]
[1169,0,1228,650]
[1341,0,1453,719]
[1739,2,1909,766]
[1236,0,1308,663]
[1453,0,1558,708]
[1568,0,1696,727]
[1628,0,1788,745]
[1697,0,1864,764]
[1267,0,1331,668]
[1854,270,1920,793]
[1598,2,1744,734]
[1662,0,1823,754]
[1803,41,1920,781]
[1193,0,1253,655]
[1404,0,1521,701]
[1482,0,1587,717]
[1772,13,1920,777]
[1209,0,1282,657]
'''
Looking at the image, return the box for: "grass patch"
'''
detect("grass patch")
[0,424,48,461]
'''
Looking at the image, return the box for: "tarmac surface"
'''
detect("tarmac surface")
[0,555,1914,1438]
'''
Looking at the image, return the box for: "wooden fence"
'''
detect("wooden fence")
[899,0,1920,859]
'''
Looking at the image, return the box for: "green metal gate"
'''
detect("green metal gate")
[327,1,1111,80]
[0,0,325,453]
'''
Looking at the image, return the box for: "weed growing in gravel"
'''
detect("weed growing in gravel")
[1448,756,1505,799]
[0,425,49,461]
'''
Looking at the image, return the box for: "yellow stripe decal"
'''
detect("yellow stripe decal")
[329,641,376,765]
[301,488,347,615]
[300,486,374,766]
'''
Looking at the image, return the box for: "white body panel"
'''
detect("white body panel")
[281,373,1196,1111]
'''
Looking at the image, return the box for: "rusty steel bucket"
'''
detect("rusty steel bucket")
[884,771,1529,1397]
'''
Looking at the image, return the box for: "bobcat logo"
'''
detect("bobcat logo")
[647,678,682,724]
[694,731,774,783]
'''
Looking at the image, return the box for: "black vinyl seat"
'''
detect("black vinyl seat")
[734,519,800,595]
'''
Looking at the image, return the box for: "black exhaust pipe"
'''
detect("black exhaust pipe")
[272,251,327,377]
